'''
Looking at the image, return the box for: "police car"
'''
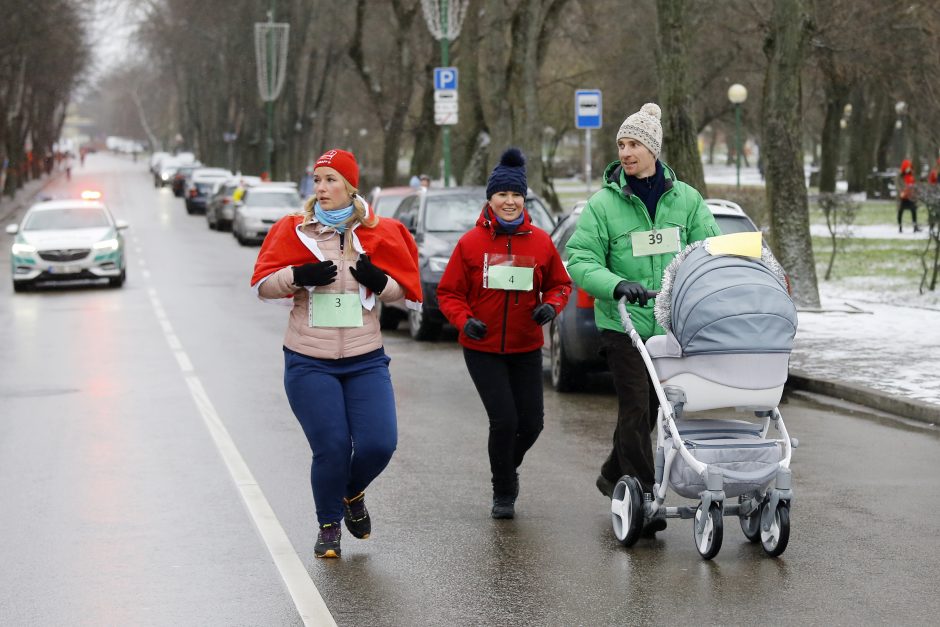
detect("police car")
[6,191,128,291]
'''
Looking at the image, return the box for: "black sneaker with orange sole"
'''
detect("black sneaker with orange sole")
[315,523,342,558]
[343,492,371,539]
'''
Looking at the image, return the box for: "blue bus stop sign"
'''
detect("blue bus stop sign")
[575,90,602,129]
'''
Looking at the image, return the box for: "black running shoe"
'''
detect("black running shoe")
[641,517,667,538]
[315,523,342,558]
[343,492,371,539]
[491,494,516,519]
[596,474,614,498]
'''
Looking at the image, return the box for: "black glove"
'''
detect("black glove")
[349,254,389,294]
[532,303,556,326]
[613,281,649,306]
[293,261,337,287]
[463,318,487,340]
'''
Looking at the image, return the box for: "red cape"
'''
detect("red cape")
[251,214,423,305]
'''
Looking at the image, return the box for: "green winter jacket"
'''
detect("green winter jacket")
[565,160,721,340]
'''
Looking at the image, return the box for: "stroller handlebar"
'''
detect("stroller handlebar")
[616,292,660,334]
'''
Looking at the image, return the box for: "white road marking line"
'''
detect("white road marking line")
[141,269,151,280]
[146,288,335,627]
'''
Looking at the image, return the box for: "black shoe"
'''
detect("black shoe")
[899,226,904,233]
[596,474,614,498]
[491,494,516,519]
[315,523,342,558]
[343,491,371,539]
[914,225,922,232]
[641,517,667,538]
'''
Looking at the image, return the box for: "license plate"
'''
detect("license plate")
[49,265,80,274]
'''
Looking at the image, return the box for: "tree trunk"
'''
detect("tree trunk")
[817,86,847,193]
[762,0,819,308]
[655,0,707,195]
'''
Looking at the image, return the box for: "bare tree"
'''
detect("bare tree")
[655,0,706,194]
[761,0,820,308]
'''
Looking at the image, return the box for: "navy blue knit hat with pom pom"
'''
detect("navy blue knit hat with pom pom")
[486,148,528,199]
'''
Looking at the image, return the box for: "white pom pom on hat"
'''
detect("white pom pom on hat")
[617,102,664,158]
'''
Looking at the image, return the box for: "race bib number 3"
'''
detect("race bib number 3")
[309,293,364,327]
[631,227,681,257]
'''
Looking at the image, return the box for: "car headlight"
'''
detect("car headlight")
[93,238,120,252]
[11,242,37,255]
[427,256,449,272]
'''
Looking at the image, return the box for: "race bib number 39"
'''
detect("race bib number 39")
[631,227,681,257]
[309,293,364,327]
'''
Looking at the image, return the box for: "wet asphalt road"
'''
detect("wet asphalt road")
[2,155,940,626]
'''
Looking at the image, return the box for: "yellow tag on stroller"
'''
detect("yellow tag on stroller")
[705,232,762,258]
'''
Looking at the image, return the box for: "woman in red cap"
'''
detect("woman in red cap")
[437,147,571,519]
[251,149,422,558]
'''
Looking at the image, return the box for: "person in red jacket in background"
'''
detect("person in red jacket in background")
[437,148,571,520]
[897,158,920,233]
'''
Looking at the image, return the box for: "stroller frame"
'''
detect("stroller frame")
[610,299,795,560]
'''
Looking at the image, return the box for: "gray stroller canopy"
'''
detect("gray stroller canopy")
[654,243,797,356]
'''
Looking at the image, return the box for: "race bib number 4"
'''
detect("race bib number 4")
[309,293,364,327]
[483,253,535,291]
[631,227,681,257]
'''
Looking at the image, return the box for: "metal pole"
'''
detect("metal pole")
[441,0,451,187]
[585,129,591,193]
[265,2,276,179]
[735,103,742,189]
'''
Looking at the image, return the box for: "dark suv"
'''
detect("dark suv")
[386,186,555,341]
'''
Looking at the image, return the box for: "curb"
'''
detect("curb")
[787,369,940,425]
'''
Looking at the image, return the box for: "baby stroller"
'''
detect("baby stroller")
[610,237,798,560]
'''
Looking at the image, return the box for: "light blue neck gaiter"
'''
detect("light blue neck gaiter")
[314,201,355,233]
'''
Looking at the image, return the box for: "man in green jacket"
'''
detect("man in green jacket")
[565,102,720,536]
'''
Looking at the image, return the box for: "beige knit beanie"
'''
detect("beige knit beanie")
[616,102,663,158]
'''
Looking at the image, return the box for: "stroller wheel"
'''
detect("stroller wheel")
[739,497,762,543]
[611,475,644,547]
[693,502,723,560]
[760,502,790,557]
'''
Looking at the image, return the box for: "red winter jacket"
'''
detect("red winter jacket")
[437,204,572,353]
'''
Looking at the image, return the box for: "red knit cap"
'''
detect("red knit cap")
[314,149,359,189]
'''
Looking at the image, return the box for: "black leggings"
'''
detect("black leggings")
[898,199,918,227]
[463,348,544,496]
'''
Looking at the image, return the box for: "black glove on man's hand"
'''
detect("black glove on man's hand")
[293,260,337,287]
[349,254,389,294]
[613,281,649,306]
[463,318,487,340]
[532,303,556,326]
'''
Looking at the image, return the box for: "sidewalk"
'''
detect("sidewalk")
[787,298,940,424]
[0,174,57,223]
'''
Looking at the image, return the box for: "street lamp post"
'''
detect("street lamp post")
[727,83,748,189]
[254,2,289,180]
[421,0,468,188]
[895,101,907,164]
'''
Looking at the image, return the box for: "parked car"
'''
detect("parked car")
[543,198,767,391]
[206,175,261,231]
[385,186,556,341]
[171,163,203,197]
[367,185,417,218]
[232,183,302,245]
[183,167,232,214]
[6,195,128,291]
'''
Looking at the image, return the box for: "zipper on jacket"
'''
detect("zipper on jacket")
[498,234,515,353]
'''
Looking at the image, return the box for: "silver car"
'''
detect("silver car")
[232,184,303,245]
[6,198,129,291]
